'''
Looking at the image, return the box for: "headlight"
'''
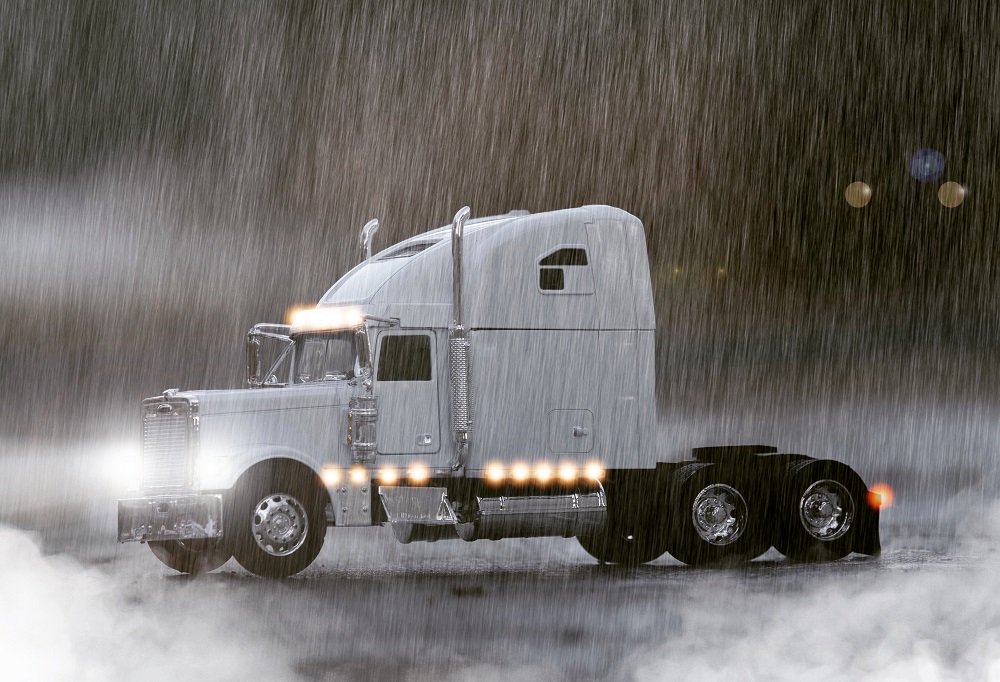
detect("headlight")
[104,443,141,492]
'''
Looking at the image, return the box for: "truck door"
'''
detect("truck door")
[372,330,441,457]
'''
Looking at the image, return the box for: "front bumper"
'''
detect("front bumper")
[117,494,224,543]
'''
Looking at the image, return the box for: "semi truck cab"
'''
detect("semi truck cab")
[118,205,881,577]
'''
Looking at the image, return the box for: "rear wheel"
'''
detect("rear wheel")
[577,476,669,566]
[577,520,667,566]
[231,464,328,578]
[666,464,770,566]
[775,460,863,562]
[148,539,231,575]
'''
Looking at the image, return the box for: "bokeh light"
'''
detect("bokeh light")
[909,148,945,183]
[844,181,872,208]
[938,181,966,208]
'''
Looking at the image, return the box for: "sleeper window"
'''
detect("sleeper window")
[538,246,594,294]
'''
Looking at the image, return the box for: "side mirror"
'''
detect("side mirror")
[355,329,373,380]
[244,323,293,388]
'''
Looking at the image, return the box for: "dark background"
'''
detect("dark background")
[1,1,997,442]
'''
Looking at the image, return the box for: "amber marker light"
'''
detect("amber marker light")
[584,462,606,481]
[868,483,895,510]
[558,463,578,483]
[511,463,530,483]
[321,467,342,486]
[535,463,553,484]
[348,465,368,485]
[408,463,430,484]
[485,463,505,483]
[377,466,399,485]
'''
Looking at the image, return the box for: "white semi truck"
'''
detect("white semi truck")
[118,205,881,577]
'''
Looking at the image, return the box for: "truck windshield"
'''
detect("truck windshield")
[293,332,358,383]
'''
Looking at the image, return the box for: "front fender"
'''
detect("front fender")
[198,445,323,492]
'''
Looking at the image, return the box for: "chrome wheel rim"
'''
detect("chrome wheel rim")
[251,493,309,557]
[799,479,854,541]
[691,484,747,545]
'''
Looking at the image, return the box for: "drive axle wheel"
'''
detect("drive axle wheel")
[775,460,863,562]
[231,464,327,578]
[148,538,231,575]
[667,464,769,566]
[577,521,667,566]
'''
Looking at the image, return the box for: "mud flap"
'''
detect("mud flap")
[852,502,882,556]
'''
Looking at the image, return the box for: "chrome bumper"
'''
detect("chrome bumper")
[117,494,224,543]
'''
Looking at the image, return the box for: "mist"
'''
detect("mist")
[2,2,998,679]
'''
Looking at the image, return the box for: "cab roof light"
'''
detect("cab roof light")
[288,306,365,332]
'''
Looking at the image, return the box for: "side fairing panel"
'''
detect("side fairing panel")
[471,329,639,471]
[595,330,641,468]
[635,330,658,467]
[472,330,597,467]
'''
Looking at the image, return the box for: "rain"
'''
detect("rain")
[1,2,998,680]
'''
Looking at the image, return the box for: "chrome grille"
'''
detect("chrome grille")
[142,404,193,489]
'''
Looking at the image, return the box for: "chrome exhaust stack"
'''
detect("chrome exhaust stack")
[359,218,380,262]
[448,206,473,470]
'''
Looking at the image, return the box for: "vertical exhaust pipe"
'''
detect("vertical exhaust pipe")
[359,218,380,262]
[449,206,472,470]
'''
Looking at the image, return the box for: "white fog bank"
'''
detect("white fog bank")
[631,505,1000,681]
[1,527,295,682]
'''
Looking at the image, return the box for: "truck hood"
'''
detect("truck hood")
[173,383,355,416]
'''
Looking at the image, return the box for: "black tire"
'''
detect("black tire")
[230,464,327,578]
[577,520,667,566]
[774,459,865,562]
[666,463,770,566]
[148,539,231,575]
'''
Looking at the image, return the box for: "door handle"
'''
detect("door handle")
[572,427,590,438]
[417,434,433,446]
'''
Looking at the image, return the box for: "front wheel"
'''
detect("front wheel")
[148,539,231,575]
[231,465,328,578]
[666,464,770,566]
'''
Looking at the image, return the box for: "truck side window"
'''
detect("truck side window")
[539,247,590,292]
[293,333,357,383]
[377,334,432,382]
